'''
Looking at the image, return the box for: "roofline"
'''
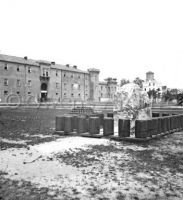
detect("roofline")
[0,58,39,66]
[51,66,89,74]
[0,53,89,73]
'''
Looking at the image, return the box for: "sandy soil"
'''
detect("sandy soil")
[1,133,183,200]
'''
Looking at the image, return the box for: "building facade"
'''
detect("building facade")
[98,78,117,101]
[0,54,117,103]
[143,71,163,96]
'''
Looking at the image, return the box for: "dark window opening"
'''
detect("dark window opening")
[4,79,8,86]
[4,64,8,70]
[28,67,31,73]
[4,91,8,95]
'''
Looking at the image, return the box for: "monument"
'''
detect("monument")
[114,83,152,133]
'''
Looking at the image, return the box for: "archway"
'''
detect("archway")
[41,83,48,102]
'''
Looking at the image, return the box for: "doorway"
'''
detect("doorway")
[41,83,48,102]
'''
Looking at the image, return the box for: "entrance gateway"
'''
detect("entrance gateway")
[41,83,48,102]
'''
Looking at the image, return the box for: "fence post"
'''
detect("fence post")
[71,115,78,132]
[157,117,162,134]
[170,116,174,133]
[147,120,153,137]
[151,118,158,136]
[64,116,72,133]
[98,113,104,127]
[161,117,167,134]
[174,116,179,132]
[89,117,100,135]
[180,115,183,130]
[103,117,114,136]
[118,119,130,138]
[77,116,87,134]
[55,116,65,131]
[135,120,149,138]
[177,115,181,131]
[166,117,171,134]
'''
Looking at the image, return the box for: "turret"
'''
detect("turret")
[146,71,154,81]
[88,68,100,101]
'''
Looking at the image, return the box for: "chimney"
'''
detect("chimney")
[24,56,28,60]
[51,61,55,65]
[73,65,77,69]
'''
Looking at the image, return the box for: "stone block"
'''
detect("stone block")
[89,117,100,135]
[76,116,87,134]
[64,116,72,133]
[135,120,149,138]
[103,117,114,136]
[55,116,65,131]
[118,119,130,138]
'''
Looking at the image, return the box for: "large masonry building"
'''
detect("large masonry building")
[0,54,117,103]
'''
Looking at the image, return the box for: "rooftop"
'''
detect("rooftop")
[0,53,89,74]
[146,71,154,74]
[0,54,39,66]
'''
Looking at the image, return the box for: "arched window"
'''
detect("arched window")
[41,83,47,91]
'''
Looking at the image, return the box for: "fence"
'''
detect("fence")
[55,113,183,141]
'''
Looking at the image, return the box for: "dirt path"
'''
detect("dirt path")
[1,132,183,200]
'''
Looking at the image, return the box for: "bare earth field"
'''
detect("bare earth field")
[0,108,183,200]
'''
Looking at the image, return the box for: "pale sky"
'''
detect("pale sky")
[0,0,183,89]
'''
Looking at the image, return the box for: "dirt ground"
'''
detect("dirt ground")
[0,108,183,200]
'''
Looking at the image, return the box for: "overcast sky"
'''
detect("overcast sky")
[0,0,183,88]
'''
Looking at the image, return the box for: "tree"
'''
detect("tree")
[162,89,178,102]
[176,92,183,106]
[120,78,130,87]
[133,77,144,88]
[147,89,157,99]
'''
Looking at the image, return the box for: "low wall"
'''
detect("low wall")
[55,113,183,141]
[0,102,114,112]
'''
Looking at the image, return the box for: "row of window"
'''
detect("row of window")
[63,93,88,98]
[3,64,89,81]
[3,64,32,73]
[3,91,88,98]
[100,86,116,90]
[3,91,32,96]
[3,79,89,90]
[63,83,88,90]
[144,87,161,91]
[63,73,88,80]
[148,83,155,86]
[3,79,32,87]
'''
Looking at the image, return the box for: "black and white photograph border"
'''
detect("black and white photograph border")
[1,0,183,199]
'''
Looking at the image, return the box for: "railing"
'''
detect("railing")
[39,76,50,81]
